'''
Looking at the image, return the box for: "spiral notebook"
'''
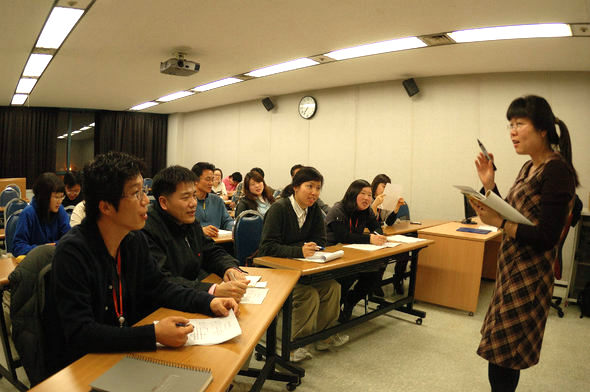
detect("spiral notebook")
[90,355,212,392]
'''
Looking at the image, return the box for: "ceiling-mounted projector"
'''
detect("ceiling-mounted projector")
[160,53,200,76]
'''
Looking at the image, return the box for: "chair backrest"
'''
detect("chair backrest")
[233,209,264,266]
[0,187,19,207]
[397,204,410,221]
[5,210,22,254]
[5,184,21,198]
[9,244,55,386]
[5,198,28,222]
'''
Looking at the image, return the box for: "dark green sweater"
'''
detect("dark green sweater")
[258,197,326,258]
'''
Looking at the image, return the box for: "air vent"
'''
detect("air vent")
[571,23,590,37]
[419,34,455,46]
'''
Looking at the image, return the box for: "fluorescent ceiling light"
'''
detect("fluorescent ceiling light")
[89,122,95,127]
[156,91,194,102]
[130,101,159,111]
[245,58,318,78]
[448,23,572,43]
[193,77,243,92]
[36,7,85,49]
[324,37,427,60]
[71,130,81,134]
[57,135,65,139]
[16,78,37,94]
[23,53,53,77]
[80,126,91,130]
[11,94,28,105]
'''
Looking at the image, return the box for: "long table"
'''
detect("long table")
[29,267,300,392]
[254,239,433,367]
[416,221,502,314]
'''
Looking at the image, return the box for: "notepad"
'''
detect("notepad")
[386,235,427,244]
[187,309,242,345]
[456,227,491,235]
[90,355,212,392]
[240,288,269,304]
[343,244,386,251]
[296,250,344,263]
[217,229,233,238]
[246,275,262,286]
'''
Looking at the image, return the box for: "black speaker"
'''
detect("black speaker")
[402,78,419,97]
[261,97,274,111]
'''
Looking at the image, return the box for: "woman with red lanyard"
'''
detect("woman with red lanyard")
[325,179,387,321]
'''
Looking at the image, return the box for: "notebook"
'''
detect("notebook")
[296,250,344,263]
[90,355,212,392]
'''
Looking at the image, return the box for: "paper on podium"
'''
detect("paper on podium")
[186,309,241,346]
[380,183,402,211]
[454,185,533,225]
[296,250,344,263]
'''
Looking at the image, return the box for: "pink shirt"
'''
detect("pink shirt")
[222,176,237,192]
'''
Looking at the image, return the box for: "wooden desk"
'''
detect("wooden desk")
[30,267,301,392]
[255,240,433,363]
[382,220,448,236]
[416,221,502,314]
[0,228,5,242]
[213,234,233,244]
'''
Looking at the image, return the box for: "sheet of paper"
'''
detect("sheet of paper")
[255,281,267,288]
[380,183,402,211]
[343,244,386,251]
[384,242,401,248]
[186,309,241,345]
[478,225,498,232]
[386,235,426,244]
[246,275,262,286]
[217,229,233,238]
[240,288,269,304]
[295,250,344,263]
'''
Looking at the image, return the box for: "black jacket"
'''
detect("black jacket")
[142,203,238,291]
[325,201,382,245]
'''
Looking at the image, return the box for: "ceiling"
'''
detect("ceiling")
[2,0,589,114]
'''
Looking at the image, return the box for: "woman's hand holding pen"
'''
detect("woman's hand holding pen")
[155,316,194,347]
[475,152,496,191]
[370,233,387,245]
[302,242,317,258]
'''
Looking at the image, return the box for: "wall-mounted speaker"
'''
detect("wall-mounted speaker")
[261,97,274,111]
[402,78,419,97]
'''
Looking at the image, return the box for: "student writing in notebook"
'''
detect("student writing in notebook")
[470,96,578,392]
[46,152,238,374]
[325,180,387,321]
[258,167,348,362]
[142,165,248,302]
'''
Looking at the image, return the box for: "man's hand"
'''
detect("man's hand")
[302,242,317,258]
[154,316,193,347]
[224,268,247,282]
[202,225,219,237]
[210,297,240,317]
[215,281,247,301]
[370,234,387,245]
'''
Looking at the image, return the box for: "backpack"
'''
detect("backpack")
[578,281,590,319]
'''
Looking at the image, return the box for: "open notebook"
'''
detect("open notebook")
[454,185,533,225]
[296,250,344,263]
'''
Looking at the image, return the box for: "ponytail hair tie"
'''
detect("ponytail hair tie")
[555,116,560,124]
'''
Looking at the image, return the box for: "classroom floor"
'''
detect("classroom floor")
[1,273,589,391]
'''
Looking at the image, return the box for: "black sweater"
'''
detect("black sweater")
[258,197,326,258]
[325,201,383,245]
[47,219,215,369]
[142,203,238,291]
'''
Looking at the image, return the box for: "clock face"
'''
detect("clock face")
[298,96,317,119]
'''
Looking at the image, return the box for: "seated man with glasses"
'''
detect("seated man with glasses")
[62,171,83,215]
[12,173,71,256]
[45,152,239,375]
[191,162,234,238]
[143,165,248,302]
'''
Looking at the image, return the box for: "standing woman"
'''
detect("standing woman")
[471,95,578,392]
[235,170,275,217]
[12,173,71,256]
[212,168,228,200]
[325,179,387,321]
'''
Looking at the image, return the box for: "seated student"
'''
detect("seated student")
[279,164,330,215]
[143,165,247,301]
[235,170,275,217]
[223,171,242,194]
[231,167,275,204]
[370,174,408,295]
[212,167,228,200]
[62,171,83,215]
[46,152,238,373]
[258,167,348,362]
[12,173,71,256]
[191,162,234,237]
[325,180,387,322]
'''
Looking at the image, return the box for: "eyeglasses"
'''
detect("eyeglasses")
[507,121,526,131]
[123,185,149,201]
[51,193,65,201]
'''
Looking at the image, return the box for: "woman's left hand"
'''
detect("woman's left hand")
[393,198,406,213]
[468,199,503,227]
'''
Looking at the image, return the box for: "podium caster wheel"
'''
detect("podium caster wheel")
[255,353,264,361]
[415,318,422,325]
[286,381,299,391]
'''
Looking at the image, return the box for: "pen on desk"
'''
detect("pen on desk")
[477,139,497,171]
[235,267,249,275]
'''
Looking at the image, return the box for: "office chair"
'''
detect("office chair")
[396,203,410,221]
[5,211,22,254]
[392,203,411,295]
[5,185,21,198]
[9,244,55,387]
[233,209,264,266]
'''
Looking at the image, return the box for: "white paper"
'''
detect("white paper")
[217,229,233,238]
[453,185,533,225]
[383,242,401,248]
[380,183,402,211]
[255,281,267,288]
[240,288,269,304]
[246,275,262,286]
[186,309,242,345]
[343,244,386,251]
[386,235,427,244]
[478,225,498,232]
[296,250,344,263]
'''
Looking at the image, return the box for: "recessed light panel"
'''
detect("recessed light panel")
[448,23,572,43]
[36,7,85,49]
[245,58,318,78]
[23,54,53,77]
[324,37,427,60]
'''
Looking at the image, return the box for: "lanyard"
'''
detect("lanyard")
[349,217,358,232]
[112,249,124,327]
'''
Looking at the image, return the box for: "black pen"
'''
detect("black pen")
[236,267,248,275]
[477,139,497,171]
[175,322,189,327]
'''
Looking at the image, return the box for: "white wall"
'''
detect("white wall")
[168,71,590,222]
